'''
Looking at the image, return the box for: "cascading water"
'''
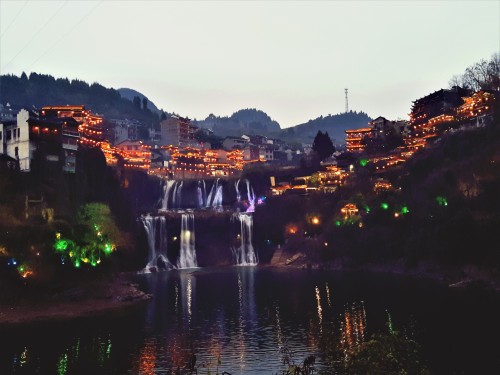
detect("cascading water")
[178,213,198,269]
[140,214,174,272]
[206,178,223,210]
[235,178,256,213]
[232,212,258,266]
[173,181,183,209]
[197,180,207,208]
[160,180,176,211]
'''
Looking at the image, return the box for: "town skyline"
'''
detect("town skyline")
[1,0,499,127]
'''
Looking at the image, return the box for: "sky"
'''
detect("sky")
[1,1,499,128]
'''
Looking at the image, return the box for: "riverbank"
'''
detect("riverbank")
[270,250,500,292]
[0,273,150,328]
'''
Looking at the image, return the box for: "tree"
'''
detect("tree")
[449,53,500,91]
[133,96,141,109]
[312,131,335,161]
[142,97,148,110]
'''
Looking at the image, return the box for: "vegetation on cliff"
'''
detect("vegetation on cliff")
[254,114,500,275]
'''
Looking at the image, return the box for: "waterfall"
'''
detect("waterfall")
[160,180,176,211]
[232,213,258,266]
[206,178,223,210]
[172,181,183,209]
[235,178,256,213]
[197,180,207,208]
[178,213,198,269]
[140,214,174,272]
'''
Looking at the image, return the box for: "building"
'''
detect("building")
[345,127,372,153]
[1,109,66,172]
[0,109,31,171]
[40,105,100,172]
[456,90,496,125]
[242,144,260,161]
[222,136,249,150]
[161,115,197,147]
[114,140,151,170]
[0,103,17,122]
[410,87,471,127]
[41,105,104,148]
[369,116,409,137]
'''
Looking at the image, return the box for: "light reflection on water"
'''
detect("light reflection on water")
[2,268,500,374]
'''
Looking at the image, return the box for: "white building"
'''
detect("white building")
[222,136,248,150]
[0,109,32,171]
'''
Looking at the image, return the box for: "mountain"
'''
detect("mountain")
[194,108,281,138]
[194,108,372,145]
[117,88,163,116]
[280,111,373,145]
[0,73,161,127]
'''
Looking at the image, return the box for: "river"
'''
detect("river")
[1,268,500,374]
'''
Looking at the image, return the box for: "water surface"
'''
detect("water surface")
[1,268,500,374]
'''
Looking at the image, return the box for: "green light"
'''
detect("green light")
[359,158,368,167]
[364,205,370,213]
[57,353,68,375]
[436,196,448,206]
[381,202,389,210]
[55,240,68,251]
[53,215,116,269]
[401,206,409,214]
[335,220,342,226]
[104,243,112,254]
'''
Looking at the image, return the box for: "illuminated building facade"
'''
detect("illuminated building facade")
[41,105,104,171]
[114,140,151,170]
[345,127,372,152]
[41,105,104,147]
[456,90,496,125]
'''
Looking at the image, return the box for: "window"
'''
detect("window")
[0,130,2,140]
[15,147,18,157]
[18,128,20,138]
[6,130,11,141]
[13,129,16,139]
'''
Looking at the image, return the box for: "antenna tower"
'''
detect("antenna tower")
[344,88,349,113]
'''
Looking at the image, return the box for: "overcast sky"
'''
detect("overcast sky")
[1,1,499,127]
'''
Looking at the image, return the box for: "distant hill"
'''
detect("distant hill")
[194,109,372,145]
[0,73,162,127]
[280,111,373,145]
[117,88,163,116]
[194,108,281,138]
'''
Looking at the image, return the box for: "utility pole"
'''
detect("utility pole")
[344,88,349,113]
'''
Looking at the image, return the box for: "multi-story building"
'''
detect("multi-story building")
[114,140,151,170]
[222,136,249,150]
[345,127,372,153]
[41,105,104,148]
[456,90,496,125]
[0,109,65,172]
[0,109,31,171]
[242,144,260,161]
[161,115,197,147]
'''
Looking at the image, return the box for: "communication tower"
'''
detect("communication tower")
[345,88,349,113]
